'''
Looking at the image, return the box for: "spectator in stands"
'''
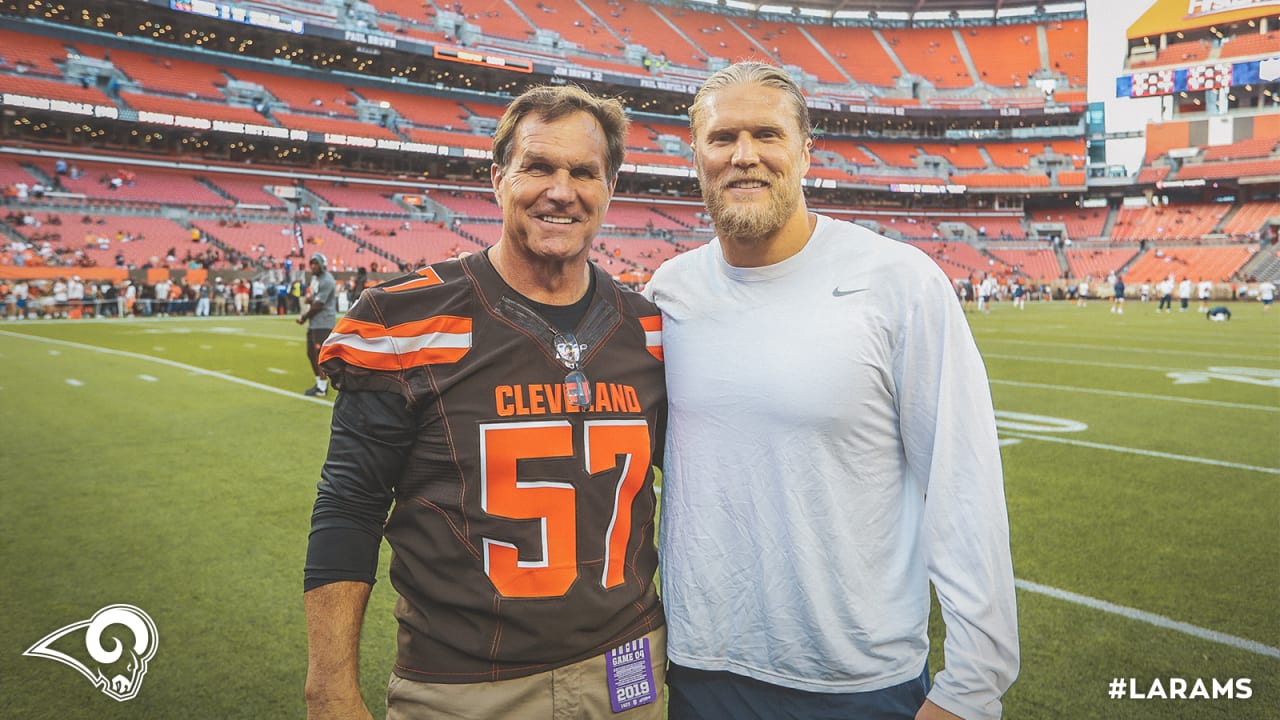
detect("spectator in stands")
[304,85,666,720]
[296,252,336,397]
[645,61,1018,720]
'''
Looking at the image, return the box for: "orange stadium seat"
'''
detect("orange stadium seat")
[1042,19,1087,86]
[1064,248,1140,280]
[0,28,71,75]
[735,19,847,85]
[658,5,771,65]
[804,27,901,87]
[97,47,229,100]
[961,24,1041,88]
[452,0,536,42]
[1122,246,1255,284]
[880,27,973,89]
[987,248,1061,281]
[308,183,413,215]
[1110,203,1231,241]
[1217,31,1280,60]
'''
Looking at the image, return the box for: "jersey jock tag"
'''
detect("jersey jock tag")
[606,637,656,713]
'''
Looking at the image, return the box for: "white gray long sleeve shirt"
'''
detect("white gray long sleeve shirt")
[645,214,1019,719]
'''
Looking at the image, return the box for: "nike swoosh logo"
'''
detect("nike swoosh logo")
[832,287,869,297]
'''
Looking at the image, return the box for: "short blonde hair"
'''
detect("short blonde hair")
[689,61,811,142]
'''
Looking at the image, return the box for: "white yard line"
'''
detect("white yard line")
[983,353,1198,373]
[1015,580,1280,659]
[0,330,330,406]
[989,379,1279,412]
[1000,430,1280,474]
[979,337,1277,362]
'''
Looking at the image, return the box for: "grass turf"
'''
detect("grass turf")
[0,300,1276,718]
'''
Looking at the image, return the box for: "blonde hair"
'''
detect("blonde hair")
[689,61,811,142]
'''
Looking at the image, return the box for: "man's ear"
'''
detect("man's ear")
[490,163,503,195]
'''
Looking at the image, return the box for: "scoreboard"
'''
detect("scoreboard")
[1117,57,1271,98]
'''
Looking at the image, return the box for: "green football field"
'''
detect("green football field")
[1,299,1276,719]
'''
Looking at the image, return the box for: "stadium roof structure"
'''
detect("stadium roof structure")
[676,0,1085,22]
[1126,0,1280,40]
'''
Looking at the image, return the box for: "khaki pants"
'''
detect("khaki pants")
[387,627,666,720]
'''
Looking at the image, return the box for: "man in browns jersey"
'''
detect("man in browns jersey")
[303,85,667,720]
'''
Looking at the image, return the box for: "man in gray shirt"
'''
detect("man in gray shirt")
[298,252,338,396]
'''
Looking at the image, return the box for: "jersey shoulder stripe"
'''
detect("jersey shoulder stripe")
[383,267,445,293]
[639,313,662,361]
[321,314,471,371]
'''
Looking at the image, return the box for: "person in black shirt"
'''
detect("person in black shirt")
[304,85,667,720]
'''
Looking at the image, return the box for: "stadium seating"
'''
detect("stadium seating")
[961,24,1040,88]
[0,28,71,76]
[1030,207,1108,240]
[40,160,231,207]
[1220,201,1280,237]
[1111,203,1230,242]
[986,248,1061,281]
[100,47,229,100]
[1042,19,1087,86]
[202,175,289,209]
[804,27,901,87]
[660,6,771,66]
[1217,31,1280,60]
[736,20,847,85]
[1064,247,1140,280]
[308,183,412,215]
[1122,245,1256,284]
[189,219,367,271]
[881,27,972,90]
[908,240,993,279]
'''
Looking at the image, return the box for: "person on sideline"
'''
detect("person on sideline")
[644,62,1019,720]
[1196,278,1213,313]
[1110,275,1126,314]
[1177,276,1193,312]
[303,85,667,720]
[297,252,338,396]
[1157,275,1175,313]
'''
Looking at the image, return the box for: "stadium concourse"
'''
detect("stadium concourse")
[1,0,1278,308]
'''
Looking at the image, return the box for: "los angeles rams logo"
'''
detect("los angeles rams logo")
[24,604,159,701]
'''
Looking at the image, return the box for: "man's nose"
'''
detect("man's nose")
[731,135,759,166]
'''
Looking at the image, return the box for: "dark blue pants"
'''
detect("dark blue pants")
[667,662,930,720]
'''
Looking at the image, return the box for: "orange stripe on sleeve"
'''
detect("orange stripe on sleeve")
[640,314,663,361]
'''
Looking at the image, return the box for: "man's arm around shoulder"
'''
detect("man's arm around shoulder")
[305,580,375,720]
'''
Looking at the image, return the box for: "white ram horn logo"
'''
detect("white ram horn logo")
[24,604,159,701]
